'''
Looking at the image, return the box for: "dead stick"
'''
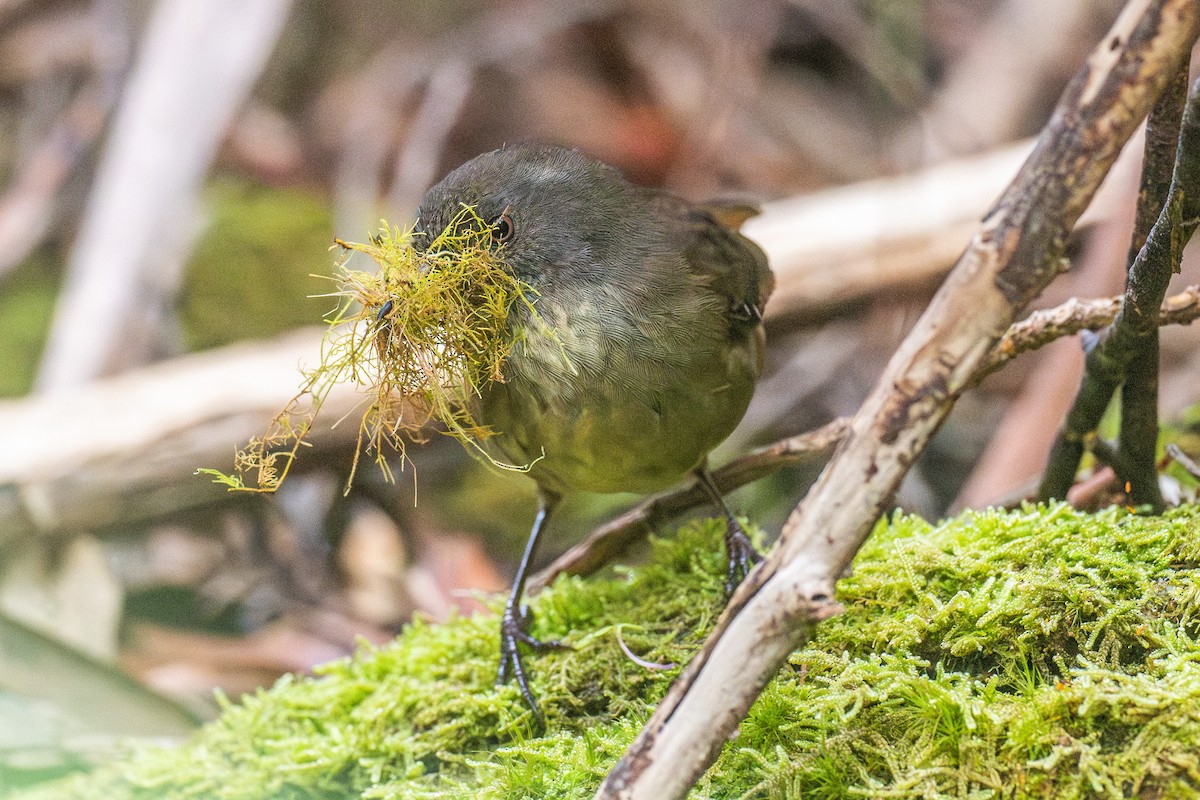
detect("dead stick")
[972,284,1200,385]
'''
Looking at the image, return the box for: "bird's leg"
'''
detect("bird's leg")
[497,489,568,724]
[694,467,761,594]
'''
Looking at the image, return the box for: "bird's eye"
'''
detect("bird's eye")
[491,213,514,243]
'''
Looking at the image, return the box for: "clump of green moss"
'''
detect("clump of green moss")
[12,504,1200,799]
[200,206,542,493]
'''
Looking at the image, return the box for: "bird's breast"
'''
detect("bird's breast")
[474,286,761,495]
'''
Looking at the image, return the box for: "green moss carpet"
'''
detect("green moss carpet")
[13,504,1200,799]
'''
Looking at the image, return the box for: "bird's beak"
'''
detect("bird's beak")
[375,299,394,324]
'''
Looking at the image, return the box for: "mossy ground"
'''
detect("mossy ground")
[12,504,1200,799]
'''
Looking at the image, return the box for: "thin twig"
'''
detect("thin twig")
[1166,443,1200,481]
[529,417,849,590]
[970,284,1200,387]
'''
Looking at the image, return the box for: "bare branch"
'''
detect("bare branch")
[972,284,1200,386]
[744,141,1033,318]
[914,0,1112,156]
[0,329,363,549]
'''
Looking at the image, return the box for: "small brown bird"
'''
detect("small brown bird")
[413,143,774,721]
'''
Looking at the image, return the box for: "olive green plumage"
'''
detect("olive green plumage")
[414,142,773,495]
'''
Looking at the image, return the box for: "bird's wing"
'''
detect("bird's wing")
[643,191,774,327]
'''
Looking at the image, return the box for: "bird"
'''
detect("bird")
[411,142,774,722]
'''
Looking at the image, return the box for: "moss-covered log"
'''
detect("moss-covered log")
[9,504,1200,799]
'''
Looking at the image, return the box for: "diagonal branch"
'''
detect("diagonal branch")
[596,2,1200,797]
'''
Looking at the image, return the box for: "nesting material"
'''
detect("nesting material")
[200,206,539,493]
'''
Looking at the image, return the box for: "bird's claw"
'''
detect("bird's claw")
[496,603,569,725]
[724,523,761,595]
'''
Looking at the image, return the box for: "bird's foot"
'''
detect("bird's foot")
[724,520,762,595]
[496,603,569,725]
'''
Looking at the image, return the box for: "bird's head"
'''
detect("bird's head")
[414,142,641,287]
